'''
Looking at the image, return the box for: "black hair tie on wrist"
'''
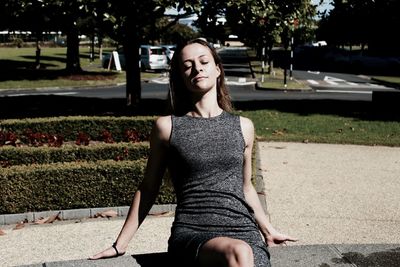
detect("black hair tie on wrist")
[112,242,121,256]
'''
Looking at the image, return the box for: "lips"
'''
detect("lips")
[191,76,207,84]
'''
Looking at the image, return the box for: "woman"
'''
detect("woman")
[91,39,296,266]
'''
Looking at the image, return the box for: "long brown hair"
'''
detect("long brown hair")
[168,38,233,116]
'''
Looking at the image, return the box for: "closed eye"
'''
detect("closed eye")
[183,63,192,70]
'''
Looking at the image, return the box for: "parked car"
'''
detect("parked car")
[102,45,169,71]
[140,45,168,71]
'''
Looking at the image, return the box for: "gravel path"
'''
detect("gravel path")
[258,142,400,246]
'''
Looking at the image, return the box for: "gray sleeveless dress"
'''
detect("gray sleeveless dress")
[167,111,271,267]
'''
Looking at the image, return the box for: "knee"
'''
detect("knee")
[225,240,254,267]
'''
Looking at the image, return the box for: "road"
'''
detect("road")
[0,82,376,102]
[293,70,396,95]
[0,46,398,103]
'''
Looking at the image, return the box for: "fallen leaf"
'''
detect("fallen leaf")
[0,229,6,235]
[272,130,285,136]
[34,212,61,224]
[13,221,26,230]
[148,211,175,217]
[94,209,118,218]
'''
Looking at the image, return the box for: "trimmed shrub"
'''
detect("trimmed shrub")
[0,160,176,214]
[0,142,150,167]
[0,116,155,144]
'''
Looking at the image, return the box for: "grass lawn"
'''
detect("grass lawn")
[0,47,162,90]
[239,109,400,147]
[372,76,400,85]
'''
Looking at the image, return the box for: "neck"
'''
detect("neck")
[189,88,222,118]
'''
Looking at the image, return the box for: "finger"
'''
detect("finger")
[89,252,104,260]
[285,236,299,242]
[89,251,111,260]
[89,248,115,260]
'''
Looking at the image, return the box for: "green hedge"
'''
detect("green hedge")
[0,116,155,143]
[0,142,150,167]
[0,159,176,214]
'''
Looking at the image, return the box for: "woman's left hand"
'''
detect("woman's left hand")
[264,231,298,247]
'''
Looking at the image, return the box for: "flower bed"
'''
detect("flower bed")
[0,116,176,214]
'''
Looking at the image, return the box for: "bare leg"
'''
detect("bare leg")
[198,237,254,267]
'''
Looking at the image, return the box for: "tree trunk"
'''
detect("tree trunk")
[90,34,95,62]
[98,36,103,61]
[35,32,41,69]
[124,10,141,110]
[66,23,82,73]
[267,44,273,74]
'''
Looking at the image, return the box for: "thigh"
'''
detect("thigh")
[252,243,271,267]
[168,229,218,266]
[198,236,253,267]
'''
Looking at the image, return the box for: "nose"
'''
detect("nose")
[193,61,203,73]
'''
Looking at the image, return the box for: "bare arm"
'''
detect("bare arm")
[90,116,171,259]
[240,117,297,247]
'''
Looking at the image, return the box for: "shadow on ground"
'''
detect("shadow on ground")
[0,95,398,121]
[330,247,400,267]
[132,252,171,266]
[0,53,116,81]
[28,245,400,266]
[0,95,168,119]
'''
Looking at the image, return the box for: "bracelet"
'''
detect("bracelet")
[112,242,121,256]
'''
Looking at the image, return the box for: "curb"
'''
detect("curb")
[0,83,128,97]
[255,142,268,215]
[0,204,176,226]
[255,81,313,92]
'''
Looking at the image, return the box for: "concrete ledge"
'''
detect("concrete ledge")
[0,204,177,226]
[19,253,170,267]
[255,142,268,215]
[269,244,400,267]
[18,244,400,267]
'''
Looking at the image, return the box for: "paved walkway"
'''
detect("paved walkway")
[1,142,400,266]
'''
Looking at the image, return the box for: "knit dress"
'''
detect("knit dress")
[167,111,271,267]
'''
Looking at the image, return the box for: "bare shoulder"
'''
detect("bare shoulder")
[239,116,255,145]
[239,116,255,133]
[153,115,172,143]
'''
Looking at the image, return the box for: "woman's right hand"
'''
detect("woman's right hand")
[89,243,126,260]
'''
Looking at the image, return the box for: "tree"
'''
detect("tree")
[49,0,87,73]
[319,0,400,55]
[158,17,200,45]
[193,0,227,44]
[225,0,316,72]
[0,0,23,32]
[100,0,199,109]
[19,0,54,69]
[0,0,97,72]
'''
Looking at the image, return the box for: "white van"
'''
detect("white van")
[140,45,168,71]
